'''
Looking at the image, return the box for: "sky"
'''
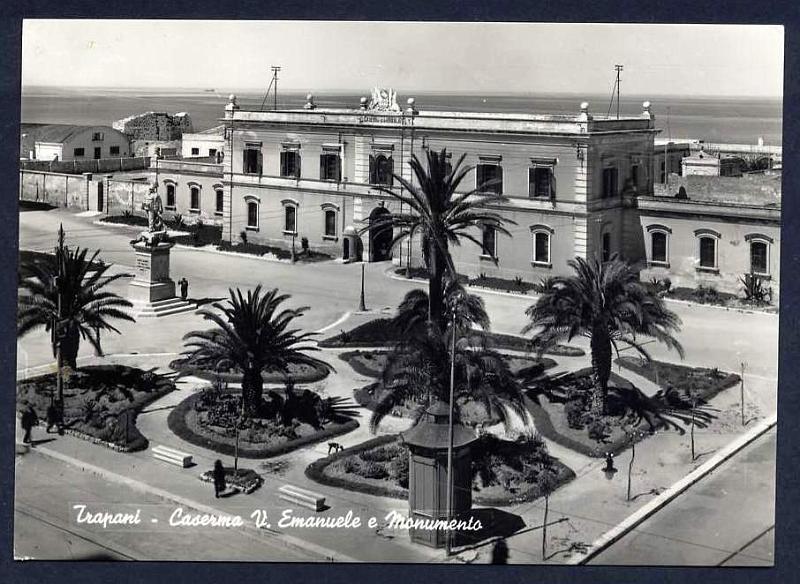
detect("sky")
[21,21,784,98]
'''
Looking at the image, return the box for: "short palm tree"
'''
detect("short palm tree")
[523,255,684,415]
[18,242,135,372]
[370,282,528,433]
[180,286,329,416]
[369,148,512,330]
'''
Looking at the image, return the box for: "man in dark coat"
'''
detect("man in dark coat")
[21,403,38,444]
[212,460,226,498]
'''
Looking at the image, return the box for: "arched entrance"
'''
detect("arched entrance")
[97,182,104,212]
[368,206,392,262]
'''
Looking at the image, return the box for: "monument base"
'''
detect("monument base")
[128,240,195,318]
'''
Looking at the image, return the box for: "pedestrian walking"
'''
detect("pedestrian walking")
[178,277,189,301]
[20,402,39,445]
[490,538,509,564]
[212,459,226,498]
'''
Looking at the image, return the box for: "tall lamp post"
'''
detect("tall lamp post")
[53,224,66,433]
[358,263,367,311]
[445,305,456,557]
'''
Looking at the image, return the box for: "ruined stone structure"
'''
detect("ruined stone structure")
[113,112,194,141]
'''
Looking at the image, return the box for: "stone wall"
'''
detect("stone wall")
[19,171,92,209]
[113,112,194,141]
[20,157,151,175]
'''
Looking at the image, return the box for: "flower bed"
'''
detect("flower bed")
[199,467,263,494]
[16,365,176,452]
[306,434,575,506]
[320,318,584,356]
[614,357,740,401]
[167,391,359,458]
[217,241,332,263]
[468,274,536,295]
[169,355,331,384]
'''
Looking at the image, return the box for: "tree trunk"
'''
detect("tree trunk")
[241,367,263,416]
[590,328,612,416]
[61,326,80,370]
[428,240,446,331]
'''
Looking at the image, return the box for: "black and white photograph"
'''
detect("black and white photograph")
[12,19,783,566]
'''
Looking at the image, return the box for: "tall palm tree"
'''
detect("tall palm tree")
[523,255,684,415]
[18,243,135,371]
[370,282,528,433]
[369,148,512,330]
[180,286,329,416]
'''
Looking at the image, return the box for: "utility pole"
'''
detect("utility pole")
[272,66,281,111]
[614,64,624,120]
[445,305,457,557]
[740,362,747,425]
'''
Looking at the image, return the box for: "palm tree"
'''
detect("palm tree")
[523,255,684,415]
[370,282,528,433]
[369,148,512,330]
[18,242,135,371]
[180,286,329,416]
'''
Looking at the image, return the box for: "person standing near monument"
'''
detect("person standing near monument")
[179,277,189,300]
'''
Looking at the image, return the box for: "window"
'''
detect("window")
[750,241,768,274]
[109,146,120,156]
[280,149,301,178]
[476,160,503,195]
[694,230,721,270]
[602,232,611,262]
[324,210,337,237]
[320,151,341,181]
[284,205,297,234]
[529,161,556,199]
[92,132,104,141]
[243,143,262,174]
[166,184,176,208]
[209,148,217,157]
[215,189,224,214]
[660,161,666,184]
[481,225,497,258]
[602,167,618,198]
[191,147,200,156]
[190,186,200,212]
[73,148,85,157]
[247,201,259,229]
[369,153,394,185]
[631,165,640,190]
[530,232,551,266]
[651,232,668,263]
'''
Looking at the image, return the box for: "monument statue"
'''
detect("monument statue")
[131,182,168,246]
[368,87,401,112]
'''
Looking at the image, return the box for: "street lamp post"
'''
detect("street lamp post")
[54,224,65,433]
[445,306,456,557]
[358,263,367,311]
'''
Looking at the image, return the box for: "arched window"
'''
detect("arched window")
[247,201,259,229]
[189,185,200,212]
[530,225,554,267]
[215,189,224,215]
[647,224,671,265]
[165,183,176,209]
[284,205,297,234]
[695,229,721,270]
[324,210,337,237]
[745,234,773,275]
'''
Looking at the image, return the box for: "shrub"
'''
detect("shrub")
[564,400,586,429]
[341,457,360,474]
[240,230,248,245]
[361,460,389,480]
[740,272,770,305]
[587,418,610,442]
[389,451,409,488]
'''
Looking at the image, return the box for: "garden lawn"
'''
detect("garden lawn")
[167,391,358,458]
[615,356,740,401]
[217,241,332,263]
[16,365,175,451]
[320,318,584,356]
[306,434,575,506]
[169,355,330,384]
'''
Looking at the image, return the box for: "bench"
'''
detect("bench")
[279,484,326,512]
[152,444,193,468]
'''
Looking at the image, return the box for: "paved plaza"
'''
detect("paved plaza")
[14,207,779,564]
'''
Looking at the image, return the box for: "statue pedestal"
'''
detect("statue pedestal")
[128,241,194,318]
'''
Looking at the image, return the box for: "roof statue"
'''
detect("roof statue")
[131,181,169,246]
[368,88,401,113]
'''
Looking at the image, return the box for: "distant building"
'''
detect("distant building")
[19,124,131,161]
[652,140,691,183]
[181,125,225,160]
[112,111,194,141]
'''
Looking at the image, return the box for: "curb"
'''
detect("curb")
[30,446,358,562]
[570,413,777,564]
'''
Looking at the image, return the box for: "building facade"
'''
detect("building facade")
[20,124,132,161]
[218,92,658,276]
